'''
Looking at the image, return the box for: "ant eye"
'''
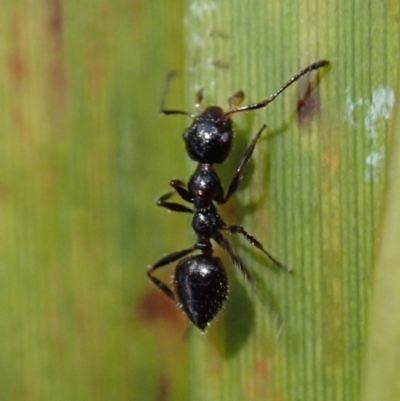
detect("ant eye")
[183,128,190,141]
[221,131,230,143]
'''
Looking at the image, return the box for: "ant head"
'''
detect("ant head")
[183,106,233,164]
[174,254,228,331]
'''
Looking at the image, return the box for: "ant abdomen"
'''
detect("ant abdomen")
[175,255,228,331]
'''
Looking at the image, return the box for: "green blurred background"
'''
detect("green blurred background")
[0,1,188,400]
[1,0,399,401]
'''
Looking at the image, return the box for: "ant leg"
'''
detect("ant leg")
[223,60,329,119]
[219,124,266,204]
[157,192,194,213]
[213,231,254,283]
[170,179,193,203]
[147,247,196,299]
[157,178,193,213]
[159,71,194,118]
[222,224,292,273]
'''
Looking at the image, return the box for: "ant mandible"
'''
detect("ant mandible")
[147,60,329,331]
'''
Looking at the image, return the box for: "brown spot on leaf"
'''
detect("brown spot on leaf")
[154,373,171,401]
[47,0,63,34]
[9,53,27,82]
[8,12,28,83]
[45,0,67,135]
[321,145,340,179]
[255,355,271,379]
[297,74,322,124]
[136,289,185,332]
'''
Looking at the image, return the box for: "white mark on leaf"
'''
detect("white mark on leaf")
[344,86,395,182]
[364,87,395,140]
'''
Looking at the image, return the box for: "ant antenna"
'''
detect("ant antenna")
[159,71,194,118]
[223,60,330,118]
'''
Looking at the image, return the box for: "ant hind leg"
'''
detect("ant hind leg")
[213,231,254,284]
[222,224,292,273]
[147,247,196,299]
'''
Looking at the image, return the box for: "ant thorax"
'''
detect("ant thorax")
[188,164,224,202]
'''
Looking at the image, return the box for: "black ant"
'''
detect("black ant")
[147,60,329,331]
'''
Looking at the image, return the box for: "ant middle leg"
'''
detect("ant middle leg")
[156,192,194,213]
[219,124,267,204]
[147,247,196,299]
[170,179,193,203]
[156,178,194,213]
[222,224,292,273]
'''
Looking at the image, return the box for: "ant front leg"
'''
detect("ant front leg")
[147,247,196,299]
[159,71,194,118]
[219,124,267,204]
[222,223,292,273]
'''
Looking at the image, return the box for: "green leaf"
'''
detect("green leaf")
[2,0,399,400]
[184,1,400,401]
[0,1,189,400]
[361,77,400,401]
